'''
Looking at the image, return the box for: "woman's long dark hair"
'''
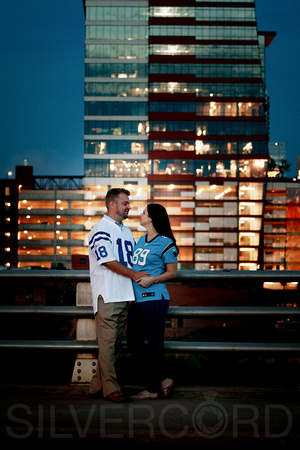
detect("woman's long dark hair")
[147,203,178,252]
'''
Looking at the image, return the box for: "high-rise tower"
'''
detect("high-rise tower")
[83,0,275,270]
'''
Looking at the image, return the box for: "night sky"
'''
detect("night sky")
[1,0,299,178]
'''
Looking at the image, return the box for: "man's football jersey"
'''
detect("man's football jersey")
[132,234,178,302]
[88,215,135,312]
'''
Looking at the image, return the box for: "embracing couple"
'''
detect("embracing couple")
[88,188,178,402]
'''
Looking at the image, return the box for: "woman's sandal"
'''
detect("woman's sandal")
[161,378,174,398]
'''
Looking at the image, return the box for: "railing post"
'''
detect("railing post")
[71,282,97,384]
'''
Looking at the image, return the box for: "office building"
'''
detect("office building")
[1,163,297,273]
[0,177,19,268]
[3,2,299,274]
[83,0,275,270]
[13,167,86,269]
[264,181,300,271]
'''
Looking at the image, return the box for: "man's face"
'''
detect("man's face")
[114,193,131,220]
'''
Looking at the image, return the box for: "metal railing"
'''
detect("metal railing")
[1,305,300,319]
[1,339,300,353]
[1,268,300,281]
[34,175,84,190]
[0,269,300,354]
[1,303,299,352]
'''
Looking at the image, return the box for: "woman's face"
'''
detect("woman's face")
[139,207,152,228]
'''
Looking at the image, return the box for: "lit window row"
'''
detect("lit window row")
[85,63,148,78]
[150,6,256,20]
[85,44,148,59]
[85,82,148,97]
[150,26,257,40]
[150,82,264,97]
[85,101,147,116]
[18,247,88,256]
[150,63,261,78]
[84,140,147,155]
[151,121,266,135]
[152,159,267,178]
[86,6,148,22]
[150,140,268,155]
[86,25,148,41]
[19,200,67,210]
[150,101,264,117]
[85,120,149,136]
[84,159,150,178]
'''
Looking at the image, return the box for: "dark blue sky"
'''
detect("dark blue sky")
[1,0,299,178]
[0,0,85,178]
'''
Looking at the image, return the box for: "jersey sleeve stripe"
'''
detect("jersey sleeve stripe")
[161,242,176,257]
[89,231,112,249]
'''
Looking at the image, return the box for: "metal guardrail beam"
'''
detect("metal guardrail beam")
[168,306,300,318]
[0,305,94,317]
[1,306,299,355]
[1,340,300,353]
[1,305,300,318]
[1,270,299,356]
[1,269,300,282]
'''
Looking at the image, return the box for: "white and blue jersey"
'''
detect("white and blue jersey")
[132,234,178,303]
[88,215,135,312]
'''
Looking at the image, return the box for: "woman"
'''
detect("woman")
[127,203,178,400]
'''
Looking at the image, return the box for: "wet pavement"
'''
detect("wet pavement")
[1,384,299,448]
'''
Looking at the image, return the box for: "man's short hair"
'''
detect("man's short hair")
[105,188,130,209]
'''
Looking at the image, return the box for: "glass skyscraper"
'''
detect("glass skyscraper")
[83,0,275,270]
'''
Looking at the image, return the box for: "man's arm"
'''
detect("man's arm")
[103,260,149,282]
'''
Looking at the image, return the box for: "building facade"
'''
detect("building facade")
[1,2,299,273]
[83,0,275,270]
[13,168,86,269]
[0,178,19,268]
[1,164,298,271]
[264,181,300,271]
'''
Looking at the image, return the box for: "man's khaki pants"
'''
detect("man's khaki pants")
[89,295,130,397]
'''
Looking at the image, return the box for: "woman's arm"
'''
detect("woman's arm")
[137,263,177,288]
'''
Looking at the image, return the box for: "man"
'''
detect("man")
[88,188,148,402]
